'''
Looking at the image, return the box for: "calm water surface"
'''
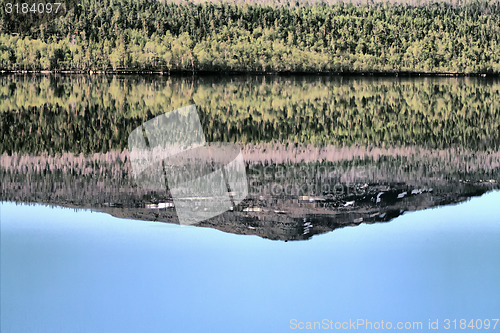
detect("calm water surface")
[1,75,499,332]
[1,191,499,333]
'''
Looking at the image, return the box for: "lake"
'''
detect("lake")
[1,74,499,332]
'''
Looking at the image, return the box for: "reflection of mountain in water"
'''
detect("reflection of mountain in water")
[1,75,499,240]
[2,144,498,241]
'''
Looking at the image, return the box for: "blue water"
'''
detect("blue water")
[1,192,500,333]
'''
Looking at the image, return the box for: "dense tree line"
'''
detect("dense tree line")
[1,75,499,154]
[0,0,499,73]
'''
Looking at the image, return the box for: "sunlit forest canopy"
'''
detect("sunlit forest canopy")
[0,75,499,153]
[0,0,499,73]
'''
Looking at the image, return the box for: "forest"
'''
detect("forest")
[0,0,499,73]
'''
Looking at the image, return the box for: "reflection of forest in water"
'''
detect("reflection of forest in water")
[1,75,499,240]
[1,75,499,153]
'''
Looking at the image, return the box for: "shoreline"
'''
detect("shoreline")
[0,69,497,78]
